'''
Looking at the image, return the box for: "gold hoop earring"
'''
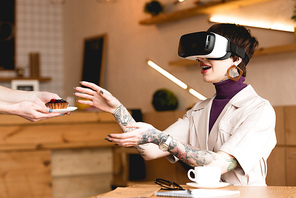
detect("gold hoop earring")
[227,65,243,81]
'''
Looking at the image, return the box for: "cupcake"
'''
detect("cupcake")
[46,99,68,109]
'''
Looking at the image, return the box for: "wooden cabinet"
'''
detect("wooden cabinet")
[264,106,296,186]
[0,112,121,198]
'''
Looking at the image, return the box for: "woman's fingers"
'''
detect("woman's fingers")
[76,99,93,106]
[75,83,109,100]
[80,81,101,91]
[74,92,93,100]
[106,132,140,147]
[75,86,96,96]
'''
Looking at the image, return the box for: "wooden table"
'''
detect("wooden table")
[91,183,296,198]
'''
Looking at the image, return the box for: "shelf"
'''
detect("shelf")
[253,43,296,57]
[0,77,52,82]
[169,43,296,66]
[139,0,271,25]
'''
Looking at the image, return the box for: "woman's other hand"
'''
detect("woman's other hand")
[106,122,163,147]
[74,81,121,114]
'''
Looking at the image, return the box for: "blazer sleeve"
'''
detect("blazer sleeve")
[219,101,277,175]
[163,110,191,163]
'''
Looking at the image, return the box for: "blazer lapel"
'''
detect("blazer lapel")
[208,102,232,151]
[208,85,256,151]
[192,98,213,150]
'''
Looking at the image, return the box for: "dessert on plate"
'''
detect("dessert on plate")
[45,99,68,109]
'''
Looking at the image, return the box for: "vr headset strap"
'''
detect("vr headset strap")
[228,41,249,65]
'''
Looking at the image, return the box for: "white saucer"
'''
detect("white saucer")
[51,106,78,113]
[186,182,230,189]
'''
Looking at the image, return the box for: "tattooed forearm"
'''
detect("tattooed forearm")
[113,104,136,133]
[168,138,216,167]
[138,127,167,145]
[135,145,148,156]
[226,158,238,171]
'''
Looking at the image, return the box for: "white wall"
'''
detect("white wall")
[0,0,64,97]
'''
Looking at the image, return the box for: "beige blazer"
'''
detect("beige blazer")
[164,85,276,186]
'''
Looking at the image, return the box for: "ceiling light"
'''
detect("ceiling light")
[189,88,207,100]
[209,16,294,32]
[147,59,187,89]
[147,59,207,100]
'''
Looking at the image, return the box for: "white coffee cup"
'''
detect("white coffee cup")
[187,166,221,184]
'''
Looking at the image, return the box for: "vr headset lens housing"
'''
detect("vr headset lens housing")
[178,31,249,65]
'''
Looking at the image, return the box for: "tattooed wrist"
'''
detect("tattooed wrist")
[113,104,135,132]
[138,128,167,145]
[169,140,216,167]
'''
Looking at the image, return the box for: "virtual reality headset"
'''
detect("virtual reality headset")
[178,31,250,66]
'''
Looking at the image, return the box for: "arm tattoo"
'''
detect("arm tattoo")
[112,104,148,156]
[135,127,167,157]
[113,104,135,133]
[168,138,238,170]
[226,158,238,171]
[168,138,216,167]
[138,127,167,145]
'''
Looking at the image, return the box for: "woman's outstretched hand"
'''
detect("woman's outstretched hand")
[106,122,163,147]
[74,81,121,114]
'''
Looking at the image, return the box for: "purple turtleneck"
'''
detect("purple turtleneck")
[209,76,247,133]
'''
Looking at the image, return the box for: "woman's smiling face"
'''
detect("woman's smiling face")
[198,57,241,83]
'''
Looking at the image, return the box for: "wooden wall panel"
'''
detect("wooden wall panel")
[286,147,296,186]
[0,150,52,198]
[273,106,285,145]
[266,147,286,186]
[51,148,113,177]
[284,106,296,146]
[52,173,112,198]
[51,148,113,198]
[143,111,186,131]
[0,123,121,150]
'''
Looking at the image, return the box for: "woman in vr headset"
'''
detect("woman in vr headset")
[75,23,276,186]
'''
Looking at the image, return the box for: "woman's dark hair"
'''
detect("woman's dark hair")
[207,23,259,77]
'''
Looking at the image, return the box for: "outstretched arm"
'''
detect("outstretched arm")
[167,134,238,173]
[75,81,132,130]
[0,86,63,122]
[75,81,168,158]
[75,81,238,173]
[108,122,238,174]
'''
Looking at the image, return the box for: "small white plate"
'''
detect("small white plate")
[186,182,230,189]
[51,106,78,113]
